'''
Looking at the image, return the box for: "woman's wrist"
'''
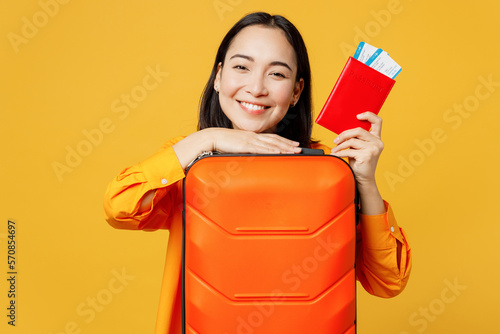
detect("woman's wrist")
[172,129,216,170]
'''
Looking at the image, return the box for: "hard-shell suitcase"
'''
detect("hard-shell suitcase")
[182,153,358,334]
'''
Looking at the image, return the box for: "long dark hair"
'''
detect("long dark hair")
[198,12,314,147]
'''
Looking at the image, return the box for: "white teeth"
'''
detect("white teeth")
[241,101,266,111]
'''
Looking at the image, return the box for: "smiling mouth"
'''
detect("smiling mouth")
[239,101,270,114]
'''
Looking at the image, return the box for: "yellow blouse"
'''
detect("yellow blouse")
[103,136,412,334]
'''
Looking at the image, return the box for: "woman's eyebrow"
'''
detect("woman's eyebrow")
[269,61,292,71]
[230,54,253,61]
[229,54,292,71]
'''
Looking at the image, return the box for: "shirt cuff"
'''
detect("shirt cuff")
[358,200,405,249]
[139,146,185,189]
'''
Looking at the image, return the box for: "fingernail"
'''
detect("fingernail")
[293,147,302,153]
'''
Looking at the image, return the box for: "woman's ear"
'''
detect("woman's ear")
[291,78,304,106]
[214,62,223,92]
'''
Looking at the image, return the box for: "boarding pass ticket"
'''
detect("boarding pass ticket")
[353,42,402,79]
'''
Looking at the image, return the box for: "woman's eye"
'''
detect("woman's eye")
[270,72,286,78]
[233,65,248,71]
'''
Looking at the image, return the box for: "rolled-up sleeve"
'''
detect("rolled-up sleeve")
[103,137,186,231]
[356,201,412,297]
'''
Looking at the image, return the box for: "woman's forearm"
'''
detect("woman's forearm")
[357,180,386,215]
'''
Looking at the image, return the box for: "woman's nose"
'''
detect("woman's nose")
[245,73,268,96]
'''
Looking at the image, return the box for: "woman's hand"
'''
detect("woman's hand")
[331,112,384,184]
[172,128,301,170]
[209,128,302,155]
[330,112,386,215]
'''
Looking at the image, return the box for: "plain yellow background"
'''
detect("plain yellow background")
[1,0,499,333]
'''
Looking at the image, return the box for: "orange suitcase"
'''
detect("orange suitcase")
[182,153,358,334]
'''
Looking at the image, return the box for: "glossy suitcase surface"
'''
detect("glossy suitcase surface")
[182,154,357,334]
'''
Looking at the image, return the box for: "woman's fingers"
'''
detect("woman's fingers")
[356,111,383,138]
[333,112,383,148]
[331,138,364,153]
[332,138,383,160]
[214,129,302,154]
[330,113,385,184]
[257,133,301,153]
[333,127,374,148]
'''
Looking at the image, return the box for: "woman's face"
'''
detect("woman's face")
[214,25,304,133]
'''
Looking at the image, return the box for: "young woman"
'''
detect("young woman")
[104,12,411,333]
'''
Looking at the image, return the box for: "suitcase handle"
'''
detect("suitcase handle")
[299,147,324,155]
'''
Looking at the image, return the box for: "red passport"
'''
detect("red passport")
[315,57,396,135]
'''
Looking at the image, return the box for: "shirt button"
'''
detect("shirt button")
[161,178,168,185]
[390,226,395,233]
